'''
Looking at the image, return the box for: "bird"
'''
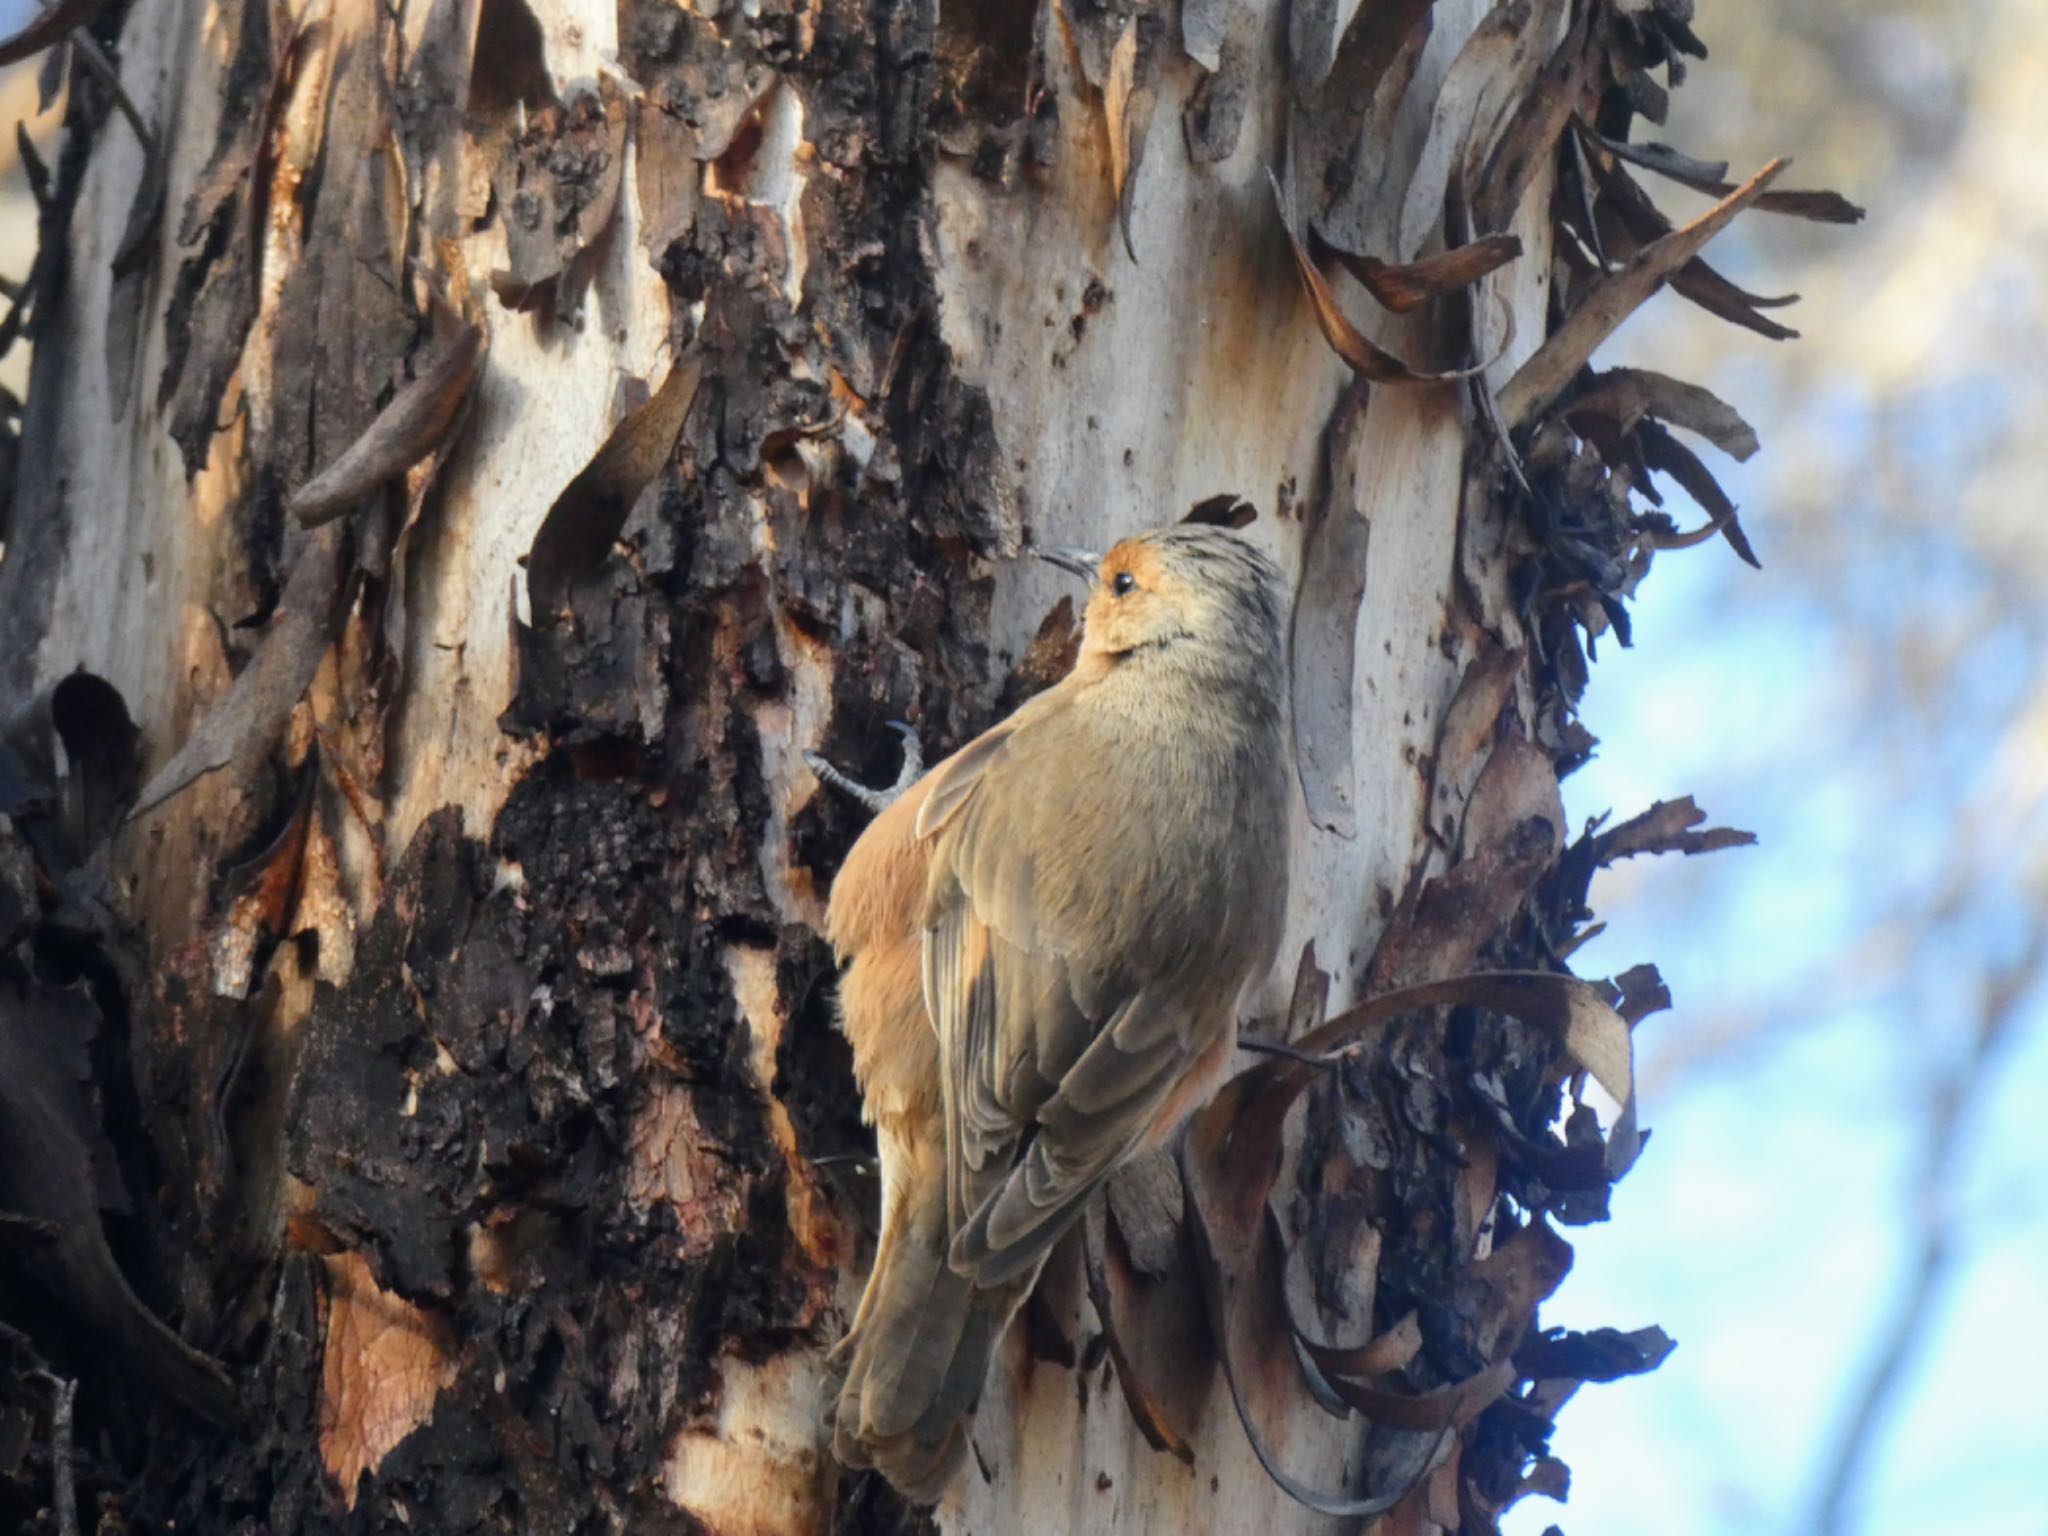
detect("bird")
[813,522,1292,1500]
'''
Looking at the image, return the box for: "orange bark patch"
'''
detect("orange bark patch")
[723,943,845,1276]
[662,1353,834,1536]
[626,1078,746,1253]
[318,1251,459,1508]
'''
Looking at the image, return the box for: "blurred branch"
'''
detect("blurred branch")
[1806,931,2044,1535]
[1644,817,2041,1099]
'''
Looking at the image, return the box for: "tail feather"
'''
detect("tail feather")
[909,1283,1018,1444]
[855,1241,974,1440]
[831,1149,1033,1501]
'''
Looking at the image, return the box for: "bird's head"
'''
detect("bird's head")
[1038,524,1286,675]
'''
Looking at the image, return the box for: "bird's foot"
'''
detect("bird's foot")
[805,721,924,813]
[884,720,924,789]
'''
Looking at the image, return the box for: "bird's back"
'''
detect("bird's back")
[919,656,1289,1285]
[825,520,1293,1494]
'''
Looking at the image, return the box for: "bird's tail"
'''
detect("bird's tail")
[829,1143,1028,1502]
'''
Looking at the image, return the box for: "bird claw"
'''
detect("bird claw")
[883,721,924,791]
[805,723,925,814]
[802,724,925,819]
[804,751,895,814]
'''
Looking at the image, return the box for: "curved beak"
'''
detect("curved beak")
[1033,545,1101,581]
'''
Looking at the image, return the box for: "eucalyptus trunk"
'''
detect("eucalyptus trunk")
[0,0,1847,1531]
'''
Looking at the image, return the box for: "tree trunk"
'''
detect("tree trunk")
[0,0,1843,1532]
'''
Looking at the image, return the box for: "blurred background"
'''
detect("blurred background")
[0,27,47,407]
[3,0,2040,1532]
[1535,1,2048,1533]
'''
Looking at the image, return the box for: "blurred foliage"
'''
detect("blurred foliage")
[1634,0,2048,1083]
[1552,2,2048,1533]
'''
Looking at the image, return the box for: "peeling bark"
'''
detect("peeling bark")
[0,0,1846,1532]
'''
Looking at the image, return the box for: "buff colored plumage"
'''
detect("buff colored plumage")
[821,524,1291,1499]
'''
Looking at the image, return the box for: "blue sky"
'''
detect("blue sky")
[1492,13,2048,1509]
[1505,404,2048,1535]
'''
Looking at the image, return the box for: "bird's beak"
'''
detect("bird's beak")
[1033,545,1101,581]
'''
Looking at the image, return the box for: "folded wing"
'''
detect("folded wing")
[916,706,1227,1289]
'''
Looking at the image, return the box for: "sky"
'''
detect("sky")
[1502,2,2048,1526]
[1517,547,2048,1536]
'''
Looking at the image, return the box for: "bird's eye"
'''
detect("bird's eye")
[1112,571,1136,597]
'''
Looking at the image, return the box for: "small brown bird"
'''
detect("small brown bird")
[818,523,1291,1499]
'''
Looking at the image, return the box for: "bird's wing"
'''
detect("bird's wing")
[913,721,1017,845]
[919,707,1223,1288]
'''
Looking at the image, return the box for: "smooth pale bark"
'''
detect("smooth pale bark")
[932,5,1552,1529]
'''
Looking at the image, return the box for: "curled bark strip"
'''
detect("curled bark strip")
[1597,132,1865,224]
[131,526,348,818]
[1641,510,1731,552]
[290,321,486,527]
[1080,1204,1194,1463]
[1179,1126,1452,1518]
[1104,17,1159,262]
[1282,939,1331,1042]
[1270,173,1500,385]
[1235,972,1636,1169]
[1222,970,1635,1285]
[1497,158,1787,430]
[1297,1309,1422,1381]
[1575,132,1805,342]
[1564,367,1759,461]
[1599,138,1725,186]
[1328,234,1522,314]
[1330,1357,1517,1431]
[1638,419,1762,566]
[1674,260,1801,340]
[1289,385,1370,837]
[1397,0,1568,258]
[2,672,141,864]
[1182,492,1255,529]
[1433,642,1521,797]
[1182,970,1638,1512]
[1586,796,1755,865]
[1469,0,1591,234]
[1332,0,1443,114]
[0,981,237,1423]
[525,359,702,617]
[1518,1324,1675,1385]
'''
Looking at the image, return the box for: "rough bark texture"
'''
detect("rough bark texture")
[0,0,1845,1532]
